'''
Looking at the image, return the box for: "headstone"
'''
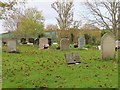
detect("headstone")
[116,40,120,49]
[28,38,34,43]
[65,53,75,64]
[7,39,16,52]
[21,38,27,44]
[35,38,39,45]
[65,53,81,64]
[39,38,48,49]
[60,38,70,50]
[101,33,116,59]
[72,53,81,63]
[73,42,78,48]
[48,38,52,46]
[78,37,86,48]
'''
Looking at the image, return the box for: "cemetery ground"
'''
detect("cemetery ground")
[2,45,118,88]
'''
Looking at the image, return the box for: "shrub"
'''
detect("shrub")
[83,44,92,48]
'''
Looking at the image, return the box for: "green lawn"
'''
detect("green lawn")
[2,45,118,88]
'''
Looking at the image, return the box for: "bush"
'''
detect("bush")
[49,44,58,49]
[83,44,92,48]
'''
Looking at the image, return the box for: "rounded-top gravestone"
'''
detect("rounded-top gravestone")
[101,33,116,59]
[7,39,17,52]
[39,38,48,49]
[78,37,86,48]
[60,38,70,50]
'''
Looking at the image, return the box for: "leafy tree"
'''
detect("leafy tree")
[84,33,91,44]
[101,29,111,37]
[14,8,44,38]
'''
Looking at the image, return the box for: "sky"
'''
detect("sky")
[0,0,89,34]
[0,0,116,34]
[25,0,86,26]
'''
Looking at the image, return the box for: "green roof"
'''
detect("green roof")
[0,33,15,39]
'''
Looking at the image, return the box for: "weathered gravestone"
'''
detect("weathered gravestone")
[65,53,81,64]
[7,39,17,52]
[101,33,116,59]
[78,37,86,48]
[60,38,70,50]
[39,38,48,49]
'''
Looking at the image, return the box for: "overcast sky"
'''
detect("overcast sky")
[1,0,87,33]
[0,0,112,34]
[25,0,87,26]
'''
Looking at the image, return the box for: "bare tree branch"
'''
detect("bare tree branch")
[51,0,74,30]
[83,0,119,37]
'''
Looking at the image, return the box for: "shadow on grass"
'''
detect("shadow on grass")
[2,50,21,54]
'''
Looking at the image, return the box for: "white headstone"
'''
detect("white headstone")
[116,40,120,47]
[78,37,86,48]
[39,38,48,49]
[101,33,116,59]
[7,39,16,52]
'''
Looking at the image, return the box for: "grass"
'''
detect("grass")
[2,45,119,88]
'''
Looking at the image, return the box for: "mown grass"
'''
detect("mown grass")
[2,45,118,88]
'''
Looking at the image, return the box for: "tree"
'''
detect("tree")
[81,23,99,30]
[83,0,119,37]
[45,24,58,31]
[14,8,44,38]
[51,0,74,30]
[72,20,81,29]
[0,1,25,18]
[118,2,120,40]
[1,0,26,33]
[0,1,16,17]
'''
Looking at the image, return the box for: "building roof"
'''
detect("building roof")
[0,32,15,39]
